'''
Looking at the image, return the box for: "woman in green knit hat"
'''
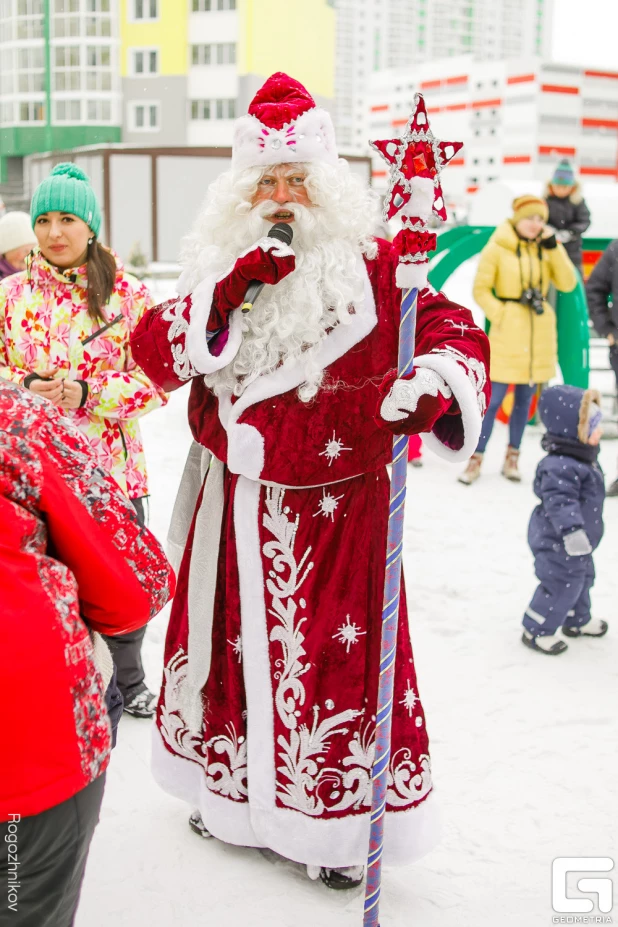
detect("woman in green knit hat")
[0,162,168,719]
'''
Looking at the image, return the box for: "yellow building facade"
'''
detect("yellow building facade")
[119,0,335,146]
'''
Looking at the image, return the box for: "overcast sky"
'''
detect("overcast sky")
[552,0,618,67]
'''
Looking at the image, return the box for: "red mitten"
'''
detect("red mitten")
[376,368,458,436]
[209,238,296,330]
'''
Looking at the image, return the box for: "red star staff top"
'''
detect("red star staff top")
[370,92,463,223]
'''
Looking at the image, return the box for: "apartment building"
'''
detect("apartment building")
[0,0,121,198]
[367,57,618,210]
[334,0,554,155]
[120,0,335,148]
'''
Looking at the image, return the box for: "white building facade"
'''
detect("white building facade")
[367,57,618,212]
[334,0,554,155]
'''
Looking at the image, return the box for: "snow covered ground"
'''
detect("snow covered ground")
[75,386,618,927]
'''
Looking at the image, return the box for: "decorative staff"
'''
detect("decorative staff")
[363,93,463,927]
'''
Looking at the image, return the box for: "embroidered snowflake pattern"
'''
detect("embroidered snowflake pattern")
[227,635,242,663]
[332,615,366,654]
[313,488,344,521]
[446,317,473,337]
[319,431,352,466]
[400,680,418,718]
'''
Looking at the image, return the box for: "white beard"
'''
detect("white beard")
[201,202,369,402]
[177,160,380,402]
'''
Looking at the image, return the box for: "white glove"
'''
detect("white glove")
[555,230,573,244]
[563,528,592,557]
[380,368,452,423]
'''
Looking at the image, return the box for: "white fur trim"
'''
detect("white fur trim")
[232,109,338,172]
[401,177,435,221]
[166,441,211,573]
[226,422,265,481]
[186,275,244,375]
[217,255,377,481]
[396,262,429,290]
[180,456,226,733]
[414,352,483,462]
[152,726,442,867]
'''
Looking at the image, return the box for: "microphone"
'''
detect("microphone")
[241,222,294,313]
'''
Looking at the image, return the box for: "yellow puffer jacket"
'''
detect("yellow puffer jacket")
[472,220,577,384]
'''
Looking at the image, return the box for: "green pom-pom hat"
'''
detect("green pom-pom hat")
[30,162,102,237]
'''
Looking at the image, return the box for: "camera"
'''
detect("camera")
[520,287,544,316]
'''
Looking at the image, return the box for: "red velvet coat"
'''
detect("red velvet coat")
[0,381,174,821]
[131,238,490,868]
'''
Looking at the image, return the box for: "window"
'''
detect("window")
[55,0,79,10]
[133,0,158,19]
[86,15,111,35]
[129,101,159,131]
[131,48,158,75]
[0,102,15,124]
[16,16,43,38]
[55,99,81,121]
[86,0,110,9]
[17,0,42,12]
[192,0,235,8]
[16,45,44,92]
[19,101,45,122]
[87,44,112,90]
[54,14,80,36]
[87,99,111,121]
[191,43,235,65]
[55,44,81,90]
[190,98,235,119]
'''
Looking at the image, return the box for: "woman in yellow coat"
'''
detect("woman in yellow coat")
[459,195,577,484]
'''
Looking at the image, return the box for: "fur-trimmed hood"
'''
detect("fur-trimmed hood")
[544,180,584,206]
[539,384,602,444]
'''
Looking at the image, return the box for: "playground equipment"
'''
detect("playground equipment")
[428,226,613,390]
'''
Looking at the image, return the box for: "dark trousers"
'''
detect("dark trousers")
[0,774,105,927]
[523,553,595,637]
[102,497,148,701]
[476,381,535,453]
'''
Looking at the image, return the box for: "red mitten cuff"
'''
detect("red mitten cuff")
[209,240,296,330]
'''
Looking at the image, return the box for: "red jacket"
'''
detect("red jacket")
[0,381,175,821]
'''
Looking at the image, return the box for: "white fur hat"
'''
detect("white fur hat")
[232,72,338,173]
[0,210,36,256]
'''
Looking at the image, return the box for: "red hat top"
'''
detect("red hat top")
[233,72,338,171]
[248,72,316,130]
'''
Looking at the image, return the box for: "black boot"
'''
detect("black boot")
[522,631,568,655]
[563,619,608,638]
[123,682,157,718]
[188,810,213,838]
[320,866,364,890]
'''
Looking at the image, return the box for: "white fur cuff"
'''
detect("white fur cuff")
[396,262,429,290]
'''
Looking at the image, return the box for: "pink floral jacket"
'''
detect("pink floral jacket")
[0,249,166,498]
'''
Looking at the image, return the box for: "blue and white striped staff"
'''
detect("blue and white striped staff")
[364,93,463,927]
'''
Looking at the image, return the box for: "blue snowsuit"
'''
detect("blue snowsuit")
[523,385,605,637]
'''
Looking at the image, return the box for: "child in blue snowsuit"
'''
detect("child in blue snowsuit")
[522,384,609,655]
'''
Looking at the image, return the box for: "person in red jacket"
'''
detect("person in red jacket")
[131,73,490,890]
[0,379,174,927]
